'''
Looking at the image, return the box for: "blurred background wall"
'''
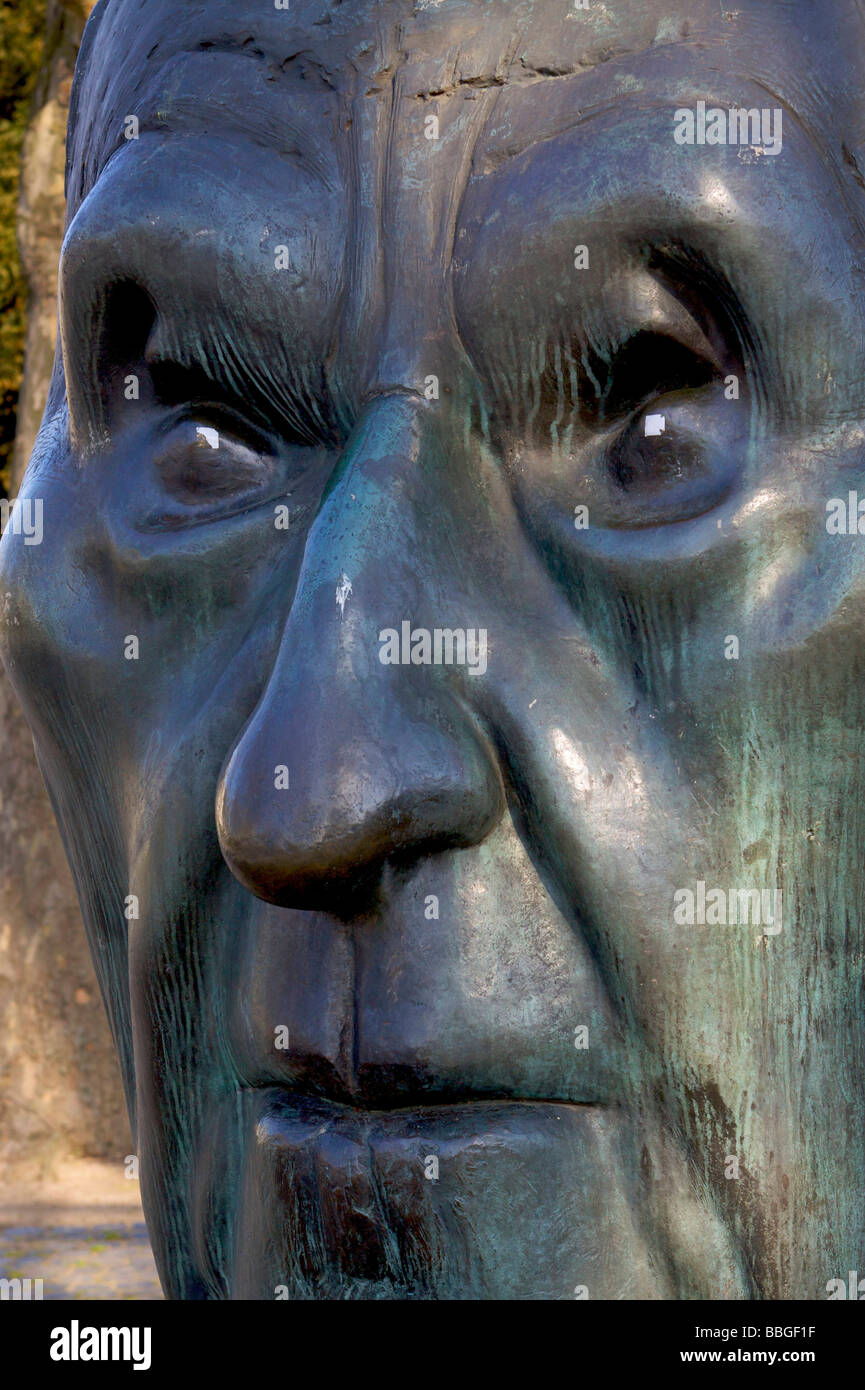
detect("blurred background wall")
[0,0,131,1176]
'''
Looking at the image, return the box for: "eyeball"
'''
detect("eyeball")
[153,414,277,509]
[595,385,743,529]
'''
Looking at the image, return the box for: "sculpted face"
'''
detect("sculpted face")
[3,0,865,1299]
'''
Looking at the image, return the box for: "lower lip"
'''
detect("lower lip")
[227,1088,668,1299]
[246,1089,603,1203]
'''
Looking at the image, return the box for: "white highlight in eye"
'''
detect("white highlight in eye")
[335,574,352,616]
[195,426,220,449]
[644,414,666,437]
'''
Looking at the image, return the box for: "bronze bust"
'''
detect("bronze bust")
[2,0,863,1299]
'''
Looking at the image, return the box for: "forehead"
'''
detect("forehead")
[69,0,865,214]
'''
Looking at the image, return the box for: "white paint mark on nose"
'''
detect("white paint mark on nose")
[644,414,666,437]
[336,574,353,617]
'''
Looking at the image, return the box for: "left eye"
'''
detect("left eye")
[594,386,742,528]
[153,416,277,507]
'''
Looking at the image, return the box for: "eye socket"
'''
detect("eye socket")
[506,317,744,532]
[590,327,740,527]
[157,418,272,498]
[529,325,722,443]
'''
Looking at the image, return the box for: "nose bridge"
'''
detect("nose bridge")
[306,393,437,608]
[277,391,477,670]
[215,394,505,910]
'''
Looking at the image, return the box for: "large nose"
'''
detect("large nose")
[215,395,505,911]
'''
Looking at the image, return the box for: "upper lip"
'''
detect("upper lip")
[233,1017,615,1112]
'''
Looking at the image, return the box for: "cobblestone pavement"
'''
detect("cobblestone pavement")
[0,1222,162,1300]
[0,1159,163,1300]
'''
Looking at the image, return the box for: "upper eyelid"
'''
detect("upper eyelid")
[156,404,275,454]
[472,262,739,424]
[508,322,723,431]
[63,270,331,451]
[145,352,332,450]
[602,271,726,374]
[594,334,719,423]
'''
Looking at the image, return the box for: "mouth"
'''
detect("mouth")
[241,1071,610,1111]
[257,1083,596,1121]
[234,1087,609,1190]
[247,1084,605,1132]
[234,1034,617,1112]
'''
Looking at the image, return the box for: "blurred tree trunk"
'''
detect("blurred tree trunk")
[12,0,94,488]
[0,0,131,1176]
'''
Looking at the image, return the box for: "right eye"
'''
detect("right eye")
[139,407,287,531]
[153,414,276,505]
[502,308,746,534]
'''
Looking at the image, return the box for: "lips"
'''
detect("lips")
[225,1087,669,1300]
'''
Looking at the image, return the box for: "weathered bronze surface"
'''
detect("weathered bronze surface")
[2,0,864,1299]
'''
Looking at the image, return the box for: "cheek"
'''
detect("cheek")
[0,493,101,728]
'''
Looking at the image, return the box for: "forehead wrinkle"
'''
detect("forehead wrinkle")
[66,1,369,217]
[86,50,341,203]
[471,34,835,179]
[133,98,336,192]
